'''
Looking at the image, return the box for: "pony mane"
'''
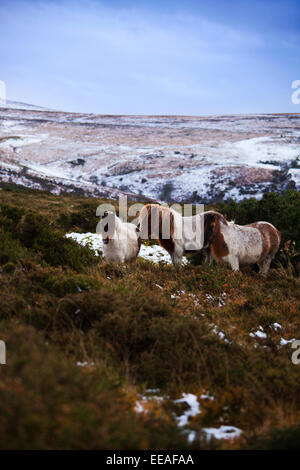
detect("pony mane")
[143,203,176,215]
[205,211,228,226]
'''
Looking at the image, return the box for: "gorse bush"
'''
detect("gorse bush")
[57,202,99,232]
[246,423,300,450]
[0,322,186,450]
[0,228,29,265]
[0,205,99,271]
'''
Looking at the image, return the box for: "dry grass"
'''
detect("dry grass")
[0,186,300,449]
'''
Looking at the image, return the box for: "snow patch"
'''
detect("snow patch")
[174,393,201,428]
[65,232,188,264]
[280,337,296,346]
[203,425,242,441]
[250,326,267,339]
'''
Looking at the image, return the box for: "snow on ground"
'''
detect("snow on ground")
[200,392,215,401]
[0,134,44,148]
[203,425,242,441]
[211,325,230,343]
[76,361,95,367]
[249,326,267,339]
[279,337,296,346]
[223,136,300,168]
[65,232,103,256]
[65,231,187,264]
[140,243,188,264]
[272,322,282,332]
[174,393,201,428]
[1,107,300,203]
[102,133,300,202]
[206,292,227,308]
[249,325,298,350]
[174,393,201,444]
[134,392,165,414]
[135,389,241,444]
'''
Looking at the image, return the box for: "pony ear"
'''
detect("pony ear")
[203,213,219,248]
[100,210,108,219]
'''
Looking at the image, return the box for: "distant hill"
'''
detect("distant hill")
[0,106,299,202]
[0,99,54,111]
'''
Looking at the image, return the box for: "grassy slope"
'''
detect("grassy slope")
[0,185,300,450]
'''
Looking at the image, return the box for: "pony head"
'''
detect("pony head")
[203,212,228,248]
[98,210,116,244]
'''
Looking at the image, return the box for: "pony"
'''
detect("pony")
[139,203,206,265]
[203,211,281,275]
[139,204,280,274]
[98,211,141,263]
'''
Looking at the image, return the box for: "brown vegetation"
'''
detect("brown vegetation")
[0,186,300,449]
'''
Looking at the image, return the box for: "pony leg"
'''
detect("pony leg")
[170,243,184,266]
[258,256,272,276]
[203,248,214,265]
[171,252,183,266]
[228,255,239,271]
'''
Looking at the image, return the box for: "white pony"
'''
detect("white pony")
[98,211,141,263]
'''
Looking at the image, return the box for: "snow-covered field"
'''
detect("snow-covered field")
[0,103,300,202]
[65,231,188,264]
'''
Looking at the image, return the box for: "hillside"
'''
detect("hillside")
[0,99,54,112]
[0,186,300,449]
[0,107,300,203]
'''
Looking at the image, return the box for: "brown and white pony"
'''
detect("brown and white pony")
[139,204,206,265]
[98,211,141,263]
[139,205,281,274]
[203,211,281,275]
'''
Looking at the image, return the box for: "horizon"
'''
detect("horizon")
[3,97,300,117]
[0,0,299,115]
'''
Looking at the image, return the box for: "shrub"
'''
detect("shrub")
[57,202,98,232]
[0,206,98,271]
[246,423,300,450]
[0,322,185,449]
[1,188,300,450]
[0,228,30,265]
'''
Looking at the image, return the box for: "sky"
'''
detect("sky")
[0,0,299,115]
